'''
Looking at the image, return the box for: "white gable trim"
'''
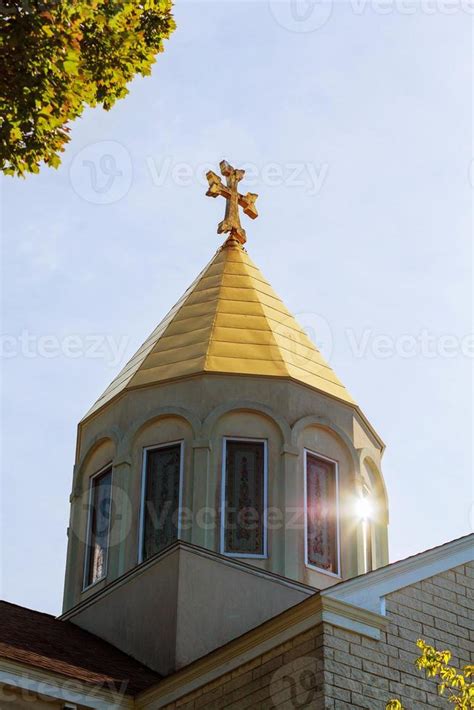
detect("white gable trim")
[322,534,473,614]
[319,596,387,640]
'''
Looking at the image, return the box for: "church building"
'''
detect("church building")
[1,162,472,709]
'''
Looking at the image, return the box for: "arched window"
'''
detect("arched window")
[221,438,268,558]
[139,441,183,562]
[304,451,340,576]
[84,465,113,589]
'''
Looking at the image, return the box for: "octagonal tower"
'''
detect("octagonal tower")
[62,165,389,675]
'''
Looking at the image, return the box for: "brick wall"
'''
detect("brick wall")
[165,562,473,710]
[162,625,326,710]
[323,562,473,709]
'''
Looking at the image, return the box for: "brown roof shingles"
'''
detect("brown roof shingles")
[0,601,160,696]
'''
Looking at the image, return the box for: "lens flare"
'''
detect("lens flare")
[356,496,372,520]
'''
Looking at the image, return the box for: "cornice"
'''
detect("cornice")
[61,541,315,621]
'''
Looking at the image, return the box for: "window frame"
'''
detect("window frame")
[362,517,374,573]
[304,448,341,579]
[220,436,268,560]
[138,440,184,565]
[82,463,114,592]
[361,484,374,573]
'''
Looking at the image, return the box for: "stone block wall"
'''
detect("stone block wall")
[162,625,326,710]
[324,562,473,709]
[164,562,473,709]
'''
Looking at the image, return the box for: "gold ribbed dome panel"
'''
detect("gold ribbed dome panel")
[84,244,355,419]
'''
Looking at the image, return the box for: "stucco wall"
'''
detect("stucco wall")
[70,544,180,675]
[64,373,388,613]
[67,543,313,676]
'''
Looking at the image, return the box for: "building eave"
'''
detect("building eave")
[322,533,474,614]
[0,658,134,709]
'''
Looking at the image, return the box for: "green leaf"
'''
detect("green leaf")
[1,0,175,177]
[63,60,79,75]
[9,127,22,142]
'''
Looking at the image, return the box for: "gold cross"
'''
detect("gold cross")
[206,160,258,245]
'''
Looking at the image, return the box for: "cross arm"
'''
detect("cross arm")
[238,192,258,220]
[206,170,229,198]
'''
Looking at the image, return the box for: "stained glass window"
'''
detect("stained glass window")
[142,443,181,561]
[305,453,339,575]
[84,468,112,587]
[223,439,266,556]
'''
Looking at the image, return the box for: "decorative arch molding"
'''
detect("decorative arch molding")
[75,427,121,489]
[359,449,389,524]
[201,400,291,446]
[120,406,201,457]
[291,415,359,472]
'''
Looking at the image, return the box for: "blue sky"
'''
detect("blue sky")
[1,2,472,614]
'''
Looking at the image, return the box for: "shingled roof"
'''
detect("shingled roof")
[0,601,160,696]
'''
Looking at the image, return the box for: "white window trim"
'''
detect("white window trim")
[362,518,374,574]
[304,448,341,579]
[82,463,114,592]
[138,440,184,565]
[220,436,268,560]
[362,483,374,574]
